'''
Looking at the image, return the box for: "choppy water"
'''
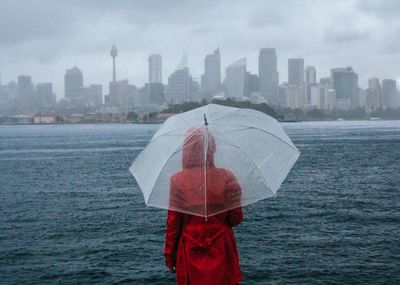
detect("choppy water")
[1,121,399,285]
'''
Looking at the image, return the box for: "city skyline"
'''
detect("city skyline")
[1,0,400,98]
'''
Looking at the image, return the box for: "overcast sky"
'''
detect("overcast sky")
[1,0,400,98]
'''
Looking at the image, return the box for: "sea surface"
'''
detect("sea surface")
[1,121,399,285]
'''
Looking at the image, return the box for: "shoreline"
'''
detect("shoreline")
[1,119,399,126]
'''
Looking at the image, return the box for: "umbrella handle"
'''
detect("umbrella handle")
[203,113,208,126]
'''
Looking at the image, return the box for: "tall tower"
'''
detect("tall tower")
[110,45,118,83]
[258,48,279,105]
[201,49,221,93]
[225,58,246,98]
[64,67,83,99]
[148,54,162,84]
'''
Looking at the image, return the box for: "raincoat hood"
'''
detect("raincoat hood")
[182,127,216,169]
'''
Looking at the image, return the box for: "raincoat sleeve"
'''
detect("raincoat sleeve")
[164,209,183,256]
[224,170,243,227]
[227,207,243,227]
[164,178,183,259]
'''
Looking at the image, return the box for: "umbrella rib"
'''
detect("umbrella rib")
[146,134,204,205]
[214,130,275,198]
[215,125,300,153]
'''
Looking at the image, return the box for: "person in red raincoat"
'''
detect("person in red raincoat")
[164,127,243,285]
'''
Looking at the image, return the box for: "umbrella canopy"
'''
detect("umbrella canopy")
[130,104,300,217]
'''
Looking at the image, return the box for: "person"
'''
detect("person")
[164,127,243,285]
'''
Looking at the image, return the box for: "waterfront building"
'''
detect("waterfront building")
[381,79,398,108]
[279,83,304,109]
[366,77,381,110]
[258,48,279,105]
[357,88,367,108]
[331,67,358,109]
[310,84,327,109]
[327,89,337,110]
[225,58,246,99]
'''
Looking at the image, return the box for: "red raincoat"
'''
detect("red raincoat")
[164,128,243,285]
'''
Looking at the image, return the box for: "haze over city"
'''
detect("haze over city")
[1,0,400,98]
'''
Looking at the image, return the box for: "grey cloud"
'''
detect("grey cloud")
[324,29,369,43]
[358,0,400,19]
[0,0,400,97]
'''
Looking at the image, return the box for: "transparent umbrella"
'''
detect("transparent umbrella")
[130,104,300,218]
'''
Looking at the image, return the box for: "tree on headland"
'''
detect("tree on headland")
[127,111,138,122]
[161,98,280,120]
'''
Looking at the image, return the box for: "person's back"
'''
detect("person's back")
[164,127,243,285]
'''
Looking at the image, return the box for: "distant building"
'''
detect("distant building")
[258,48,279,105]
[305,66,317,85]
[331,67,358,109]
[319,77,332,87]
[0,81,17,114]
[327,89,337,110]
[225,58,246,98]
[34,115,57,124]
[245,72,259,97]
[108,79,136,109]
[305,66,317,104]
[358,88,367,108]
[35,83,56,111]
[310,84,327,109]
[381,79,398,109]
[288,58,305,87]
[148,54,162,84]
[64,67,83,99]
[279,83,303,109]
[167,67,192,103]
[17,75,34,112]
[201,49,220,94]
[148,83,165,105]
[288,58,305,108]
[82,84,102,107]
[366,77,381,110]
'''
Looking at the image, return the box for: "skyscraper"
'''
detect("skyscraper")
[305,66,317,104]
[288,58,305,108]
[35,83,56,111]
[305,66,317,85]
[331,67,358,109]
[258,48,279,105]
[201,49,220,93]
[167,67,192,104]
[225,58,246,98]
[288,58,305,87]
[17,75,34,111]
[381,79,399,108]
[245,72,259,97]
[148,54,162,84]
[367,77,381,109]
[64,67,83,99]
[83,84,103,107]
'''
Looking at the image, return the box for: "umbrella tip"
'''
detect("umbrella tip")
[203,113,208,126]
